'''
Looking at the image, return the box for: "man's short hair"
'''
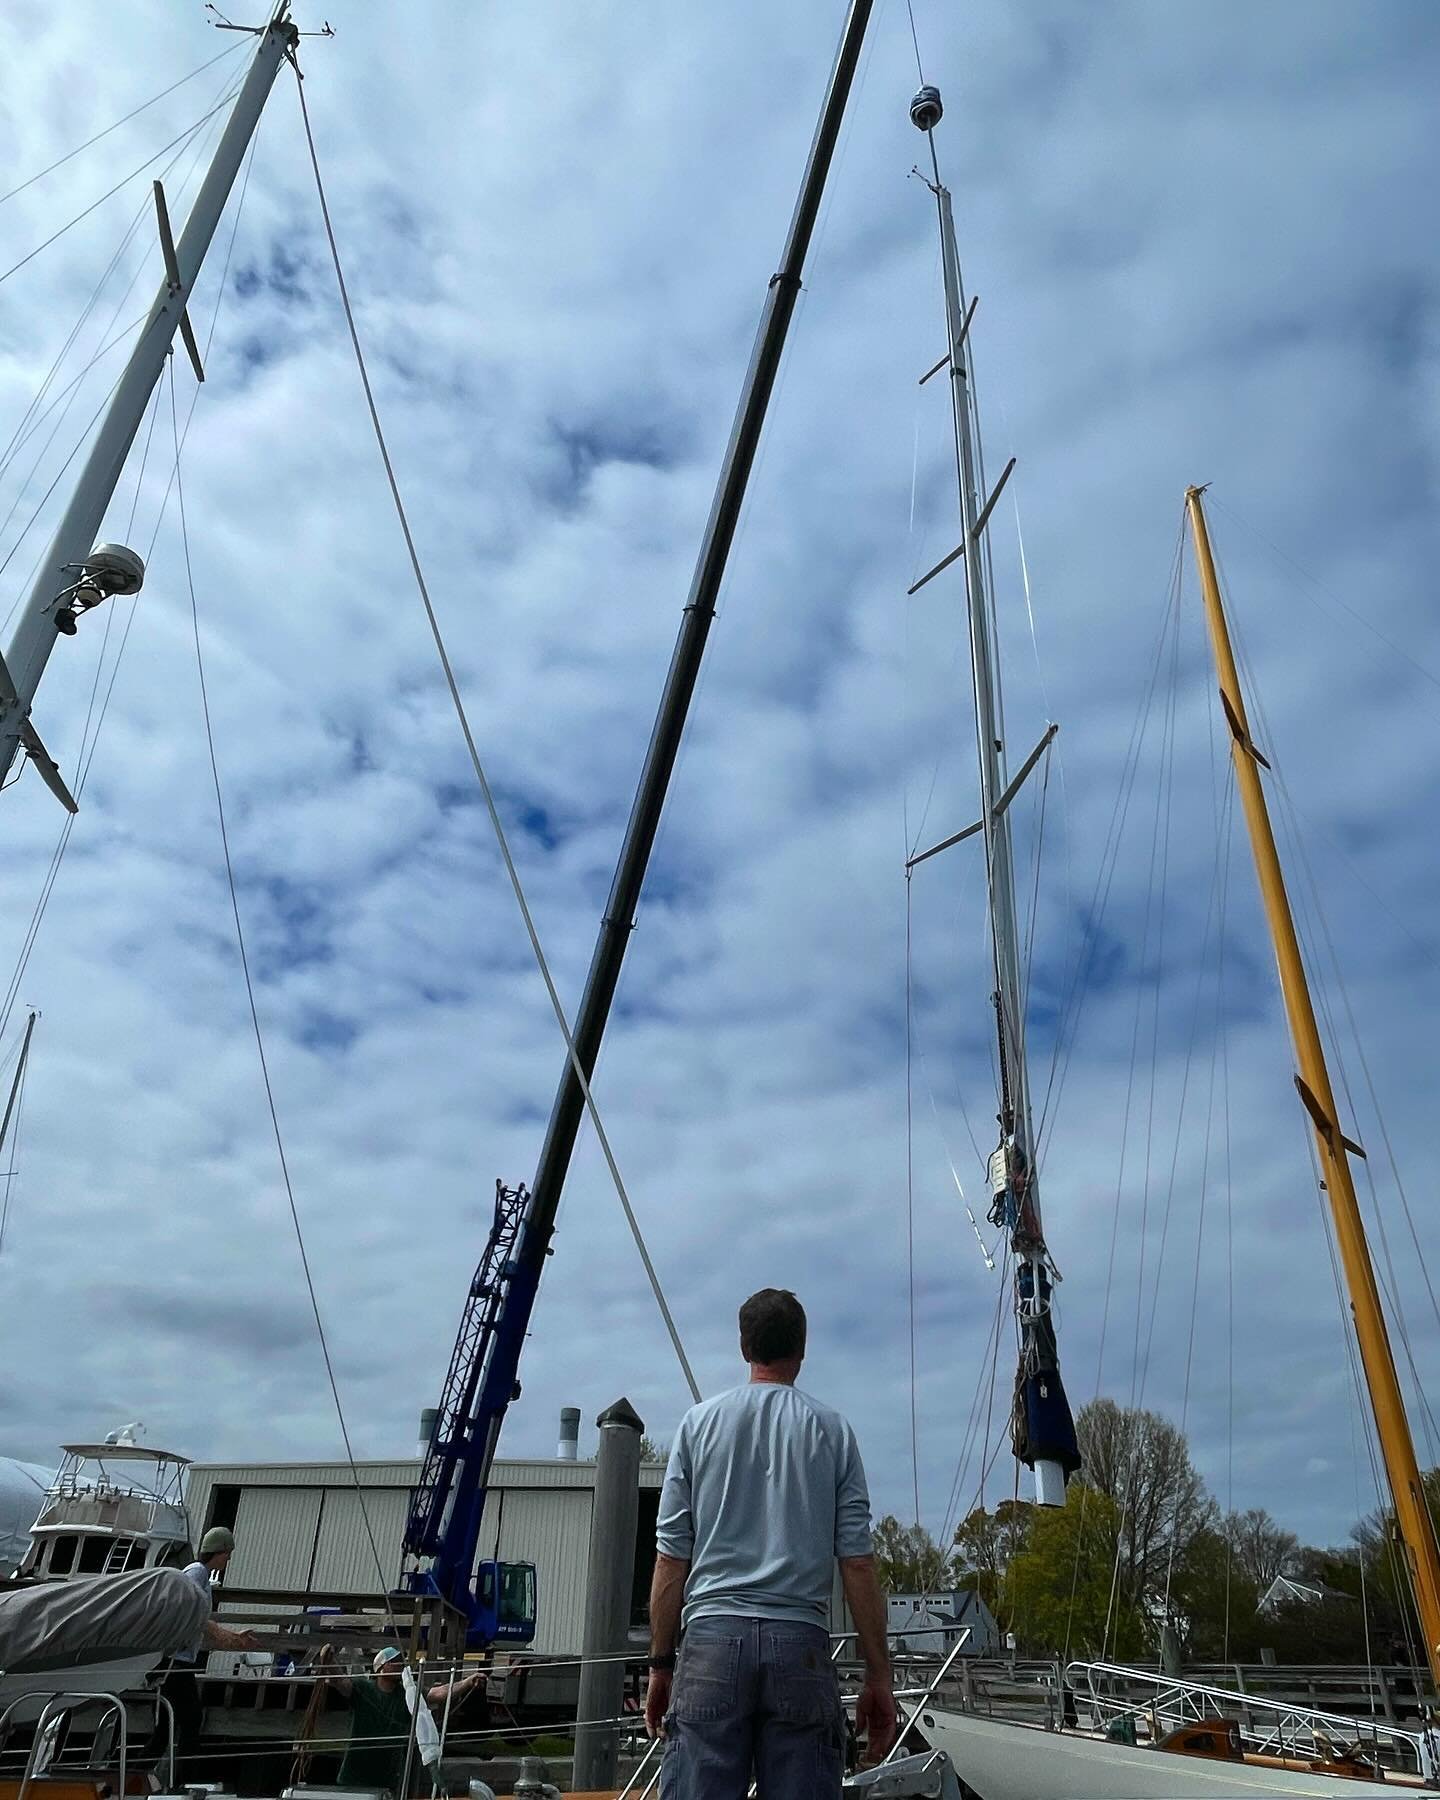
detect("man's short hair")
[739,1288,807,1364]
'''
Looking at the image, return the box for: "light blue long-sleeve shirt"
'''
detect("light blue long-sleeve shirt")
[175,1559,214,1664]
[656,1382,874,1630]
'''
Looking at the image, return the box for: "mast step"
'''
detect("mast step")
[1219,689,1270,767]
[1295,1074,1366,1158]
[907,539,966,596]
[906,725,1058,869]
[153,181,205,383]
[17,720,78,814]
[971,455,1017,543]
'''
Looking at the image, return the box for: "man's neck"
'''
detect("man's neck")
[749,1361,801,1387]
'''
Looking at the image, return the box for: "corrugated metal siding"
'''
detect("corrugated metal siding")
[227,1488,322,1589]
[185,1458,667,1493]
[308,1488,410,1594]
[183,1454,668,1634]
[188,1461,422,1491]
[492,1488,592,1656]
[184,1467,215,1533]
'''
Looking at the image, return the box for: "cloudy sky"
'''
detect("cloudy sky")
[1,0,1438,1560]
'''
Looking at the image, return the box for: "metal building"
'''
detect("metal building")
[184,1455,667,1657]
[884,1589,1000,1656]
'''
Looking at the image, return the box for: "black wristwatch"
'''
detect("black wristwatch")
[648,1652,677,1672]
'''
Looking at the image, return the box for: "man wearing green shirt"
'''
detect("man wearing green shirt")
[321,1645,484,1794]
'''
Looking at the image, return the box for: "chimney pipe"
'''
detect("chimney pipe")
[419,1407,438,1459]
[558,1407,581,1461]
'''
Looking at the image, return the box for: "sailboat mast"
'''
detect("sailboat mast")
[0,7,298,803]
[1186,485,1440,1687]
[934,194,1030,1190]
[914,88,1078,1507]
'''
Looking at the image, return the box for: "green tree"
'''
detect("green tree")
[872,1516,956,1594]
[1169,1525,1262,1661]
[953,1498,1033,1621]
[638,1436,670,1464]
[1004,1482,1143,1658]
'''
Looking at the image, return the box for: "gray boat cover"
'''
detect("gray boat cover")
[0,1567,209,1673]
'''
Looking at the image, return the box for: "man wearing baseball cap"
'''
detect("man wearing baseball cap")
[320,1644,485,1793]
[146,1525,259,1767]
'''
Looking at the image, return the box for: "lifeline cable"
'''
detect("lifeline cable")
[292,63,700,1404]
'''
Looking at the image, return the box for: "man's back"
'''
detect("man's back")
[657,1382,871,1629]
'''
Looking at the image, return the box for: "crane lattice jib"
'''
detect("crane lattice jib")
[403,1180,531,1566]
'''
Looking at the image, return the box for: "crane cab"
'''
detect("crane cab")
[472,1559,537,1646]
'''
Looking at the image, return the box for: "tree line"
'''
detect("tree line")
[872,1397,1433,1665]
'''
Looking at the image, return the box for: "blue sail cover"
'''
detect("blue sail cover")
[1018,1362,1080,1475]
[1012,1257,1081,1476]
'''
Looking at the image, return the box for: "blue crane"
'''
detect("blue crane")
[400,1180,539,1646]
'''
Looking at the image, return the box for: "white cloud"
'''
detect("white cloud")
[0,0,1436,1569]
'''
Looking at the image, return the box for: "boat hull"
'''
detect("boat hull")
[0,1655,159,1720]
[918,1707,1396,1798]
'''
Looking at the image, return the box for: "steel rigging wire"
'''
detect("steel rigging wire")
[171,360,396,1613]
[0,64,246,625]
[0,40,247,209]
[0,88,247,289]
[0,126,261,1046]
[291,60,700,1405]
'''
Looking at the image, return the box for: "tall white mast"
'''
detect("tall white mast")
[908,85,1078,1506]
[0,6,298,809]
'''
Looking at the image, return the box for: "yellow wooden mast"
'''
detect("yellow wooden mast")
[1186,484,1440,1688]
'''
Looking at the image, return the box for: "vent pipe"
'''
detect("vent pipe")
[558,1407,581,1461]
[419,1407,438,1459]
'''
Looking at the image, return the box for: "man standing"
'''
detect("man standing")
[321,1644,485,1794]
[646,1289,897,1797]
[146,1525,258,1768]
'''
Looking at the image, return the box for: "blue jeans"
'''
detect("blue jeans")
[661,1615,844,1800]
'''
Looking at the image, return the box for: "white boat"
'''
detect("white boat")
[919,1708,1406,1800]
[0,1434,193,1709]
[14,1437,191,1584]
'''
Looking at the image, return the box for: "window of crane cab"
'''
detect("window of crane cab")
[498,1564,535,1627]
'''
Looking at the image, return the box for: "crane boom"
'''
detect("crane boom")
[400,0,876,1647]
